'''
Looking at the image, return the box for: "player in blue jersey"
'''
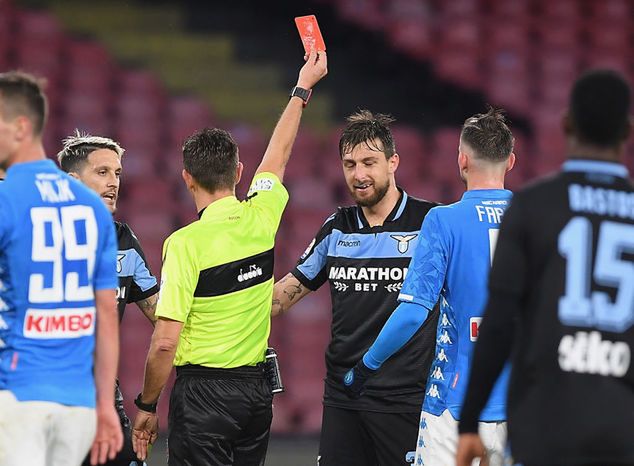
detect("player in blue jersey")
[0,71,123,466]
[344,108,516,465]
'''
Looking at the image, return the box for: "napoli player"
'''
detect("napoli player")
[0,71,122,465]
[344,108,516,465]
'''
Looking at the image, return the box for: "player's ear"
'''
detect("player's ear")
[182,169,194,192]
[506,153,516,173]
[235,161,243,185]
[562,111,573,137]
[67,171,81,180]
[388,152,399,174]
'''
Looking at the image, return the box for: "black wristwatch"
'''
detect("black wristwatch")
[289,86,312,106]
[134,393,157,413]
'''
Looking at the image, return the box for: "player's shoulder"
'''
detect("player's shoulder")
[403,194,440,219]
[114,221,141,246]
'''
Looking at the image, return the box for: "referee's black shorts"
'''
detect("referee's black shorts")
[168,364,273,466]
[318,405,419,466]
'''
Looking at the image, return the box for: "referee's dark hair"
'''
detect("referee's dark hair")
[339,110,396,159]
[460,107,514,163]
[0,71,47,137]
[568,69,631,148]
[183,128,239,193]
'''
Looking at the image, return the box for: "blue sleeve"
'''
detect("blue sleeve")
[397,209,449,310]
[0,190,10,247]
[93,205,118,291]
[291,213,335,290]
[363,301,430,370]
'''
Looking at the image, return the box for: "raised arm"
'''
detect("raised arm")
[255,50,327,181]
[272,273,312,316]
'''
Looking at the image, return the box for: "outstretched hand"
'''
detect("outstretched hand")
[132,410,159,461]
[297,49,328,90]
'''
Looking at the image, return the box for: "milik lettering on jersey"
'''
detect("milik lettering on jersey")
[34,176,75,203]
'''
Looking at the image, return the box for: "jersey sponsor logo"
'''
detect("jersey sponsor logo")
[470,317,482,342]
[248,177,274,194]
[23,307,95,339]
[329,266,408,293]
[426,384,440,399]
[237,265,263,282]
[328,266,407,282]
[333,281,349,292]
[390,234,417,254]
[34,177,76,203]
[337,239,361,248]
[384,283,402,293]
[438,330,452,344]
[559,331,630,377]
[431,366,444,380]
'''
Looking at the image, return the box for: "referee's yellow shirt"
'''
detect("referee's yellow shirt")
[155,172,289,368]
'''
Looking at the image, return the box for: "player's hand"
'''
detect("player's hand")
[456,433,489,466]
[342,359,376,399]
[297,49,328,90]
[90,404,124,465]
[132,409,159,461]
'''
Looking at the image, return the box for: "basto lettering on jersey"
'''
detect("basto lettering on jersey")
[569,184,634,219]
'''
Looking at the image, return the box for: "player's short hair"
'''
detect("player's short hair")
[569,69,631,148]
[339,110,396,159]
[57,130,125,173]
[182,128,239,193]
[0,71,48,136]
[460,107,514,163]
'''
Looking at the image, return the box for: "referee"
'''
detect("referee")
[131,50,327,465]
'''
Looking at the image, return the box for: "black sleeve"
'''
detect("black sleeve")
[458,195,528,433]
[290,212,336,291]
[125,226,160,304]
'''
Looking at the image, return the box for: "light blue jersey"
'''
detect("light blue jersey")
[399,189,512,421]
[0,160,117,408]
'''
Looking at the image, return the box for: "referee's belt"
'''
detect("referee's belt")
[176,363,266,380]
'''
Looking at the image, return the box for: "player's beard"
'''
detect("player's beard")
[351,178,391,207]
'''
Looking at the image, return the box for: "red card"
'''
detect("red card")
[295,15,326,53]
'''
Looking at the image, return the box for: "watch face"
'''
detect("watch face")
[292,87,310,102]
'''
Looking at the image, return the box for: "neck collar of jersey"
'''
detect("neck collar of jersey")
[356,188,408,229]
[461,189,512,200]
[198,195,239,220]
[6,158,55,175]
[563,159,629,179]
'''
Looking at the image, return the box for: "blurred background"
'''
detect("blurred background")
[2,0,633,463]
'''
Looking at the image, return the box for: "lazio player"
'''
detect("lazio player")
[344,108,516,466]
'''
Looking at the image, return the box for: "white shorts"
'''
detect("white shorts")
[0,390,96,466]
[414,409,507,466]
